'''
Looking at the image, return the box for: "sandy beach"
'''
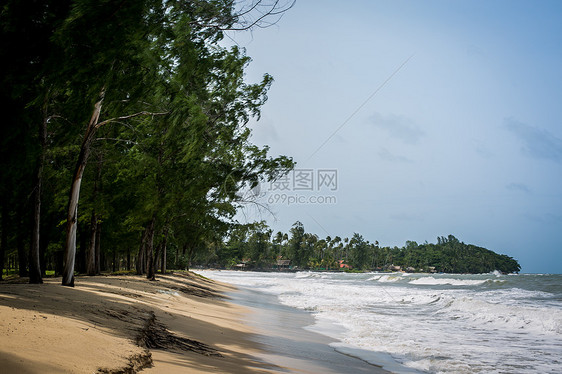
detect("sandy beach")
[0,272,387,373]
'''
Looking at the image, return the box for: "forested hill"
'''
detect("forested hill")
[204,223,521,274]
[393,235,521,274]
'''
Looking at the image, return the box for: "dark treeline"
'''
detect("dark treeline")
[196,221,521,274]
[0,0,295,285]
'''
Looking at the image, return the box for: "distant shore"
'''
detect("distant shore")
[0,272,388,373]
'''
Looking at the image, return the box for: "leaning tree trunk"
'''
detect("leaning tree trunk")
[62,91,104,287]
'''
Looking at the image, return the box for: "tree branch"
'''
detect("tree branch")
[95,111,169,129]
[95,137,138,145]
[190,0,296,32]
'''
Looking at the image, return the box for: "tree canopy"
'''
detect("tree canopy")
[0,0,295,284]
[202,223,521,274]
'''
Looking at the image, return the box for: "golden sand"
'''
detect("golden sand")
[0,272,279,373]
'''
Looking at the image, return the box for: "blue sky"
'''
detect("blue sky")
[230,0,562,273]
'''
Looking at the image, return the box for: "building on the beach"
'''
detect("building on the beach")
[276,257,291,270]
[338,260,352,270]
[235,259,253,269]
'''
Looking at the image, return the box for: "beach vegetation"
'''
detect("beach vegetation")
[0,0,295,284]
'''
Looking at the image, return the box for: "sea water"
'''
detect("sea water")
[195,270,562,374]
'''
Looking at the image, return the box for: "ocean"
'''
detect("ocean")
[196,270,562,374]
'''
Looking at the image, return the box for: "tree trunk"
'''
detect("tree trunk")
[112,249,116,272]
[154,243,162,274]
[161,227,168,274]
[126,248,131,271]
[186,245,195,272]
[0,201,7,281]
[136,227,148,275]
[146,217,156,280]
[95,221,101,274]
[86,210,97,275]
[86,156,102,276]
[17,218,27,277]
[29,113,47,284]
[62,91,104,286]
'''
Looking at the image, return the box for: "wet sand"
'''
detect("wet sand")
[230,287,390,373]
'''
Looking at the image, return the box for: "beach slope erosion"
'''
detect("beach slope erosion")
[0,272,278,373]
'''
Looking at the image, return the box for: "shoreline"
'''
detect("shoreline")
[226,286,390,374]
[0,272,389,373]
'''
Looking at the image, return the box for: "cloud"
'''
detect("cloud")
[378,148,413,163]
[369,112,425,144]
[506,182,531,193]
[505,118,562,163]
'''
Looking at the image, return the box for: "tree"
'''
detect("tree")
[349,233,369,270]
[1,0,297,282]
[52,1,293,285]
[1,0,72,282]
[288,221,306,268]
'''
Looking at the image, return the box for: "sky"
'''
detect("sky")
[228,0,562,273]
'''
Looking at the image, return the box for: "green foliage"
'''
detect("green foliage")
[204,224,521,274]
[0,0,295,277]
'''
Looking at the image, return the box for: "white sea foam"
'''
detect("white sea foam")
[197,270,562,374]
[441,296,562,334]
[409,276,487,286]
[377,274,402,283]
